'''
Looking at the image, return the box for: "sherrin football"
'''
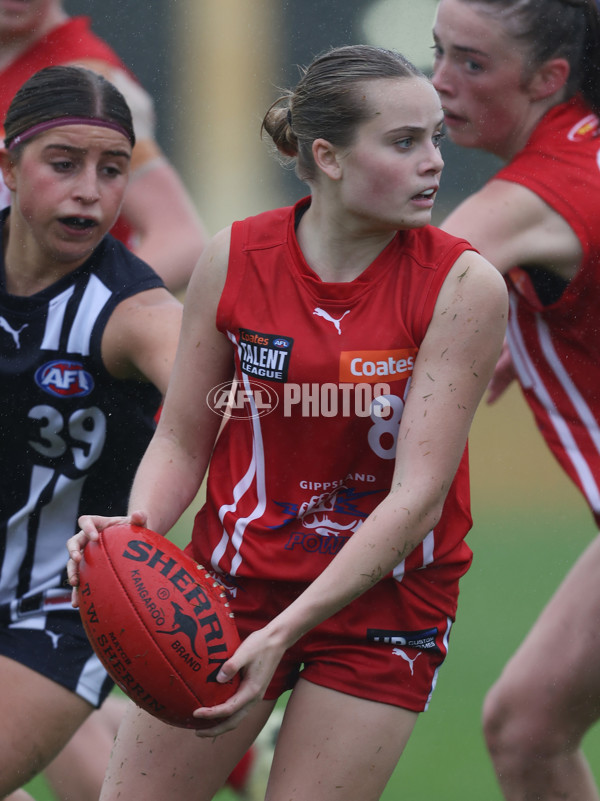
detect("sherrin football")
[78,524,241,729]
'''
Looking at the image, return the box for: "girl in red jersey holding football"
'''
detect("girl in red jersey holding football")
[433,1,600,798]
[69,44,507,801]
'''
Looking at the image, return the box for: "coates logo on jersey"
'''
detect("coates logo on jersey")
[568,113,600,142]
[339,348,417,384]
[35,360,94,398]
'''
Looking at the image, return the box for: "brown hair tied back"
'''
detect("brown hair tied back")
[261,44,424,181]
[261,95,299,160]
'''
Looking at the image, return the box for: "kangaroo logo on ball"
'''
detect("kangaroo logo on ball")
[157,601,201,658]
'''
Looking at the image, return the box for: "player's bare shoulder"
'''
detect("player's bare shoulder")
[445,248,507,316]
[431,248,508,356]
[185,225,232,310]
[101,287,182,385]
[107,286,182,340]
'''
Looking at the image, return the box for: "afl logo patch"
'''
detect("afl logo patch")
[273,338,290,348]
[35,360,94,398]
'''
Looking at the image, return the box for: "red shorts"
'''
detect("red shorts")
[222,546,471,713]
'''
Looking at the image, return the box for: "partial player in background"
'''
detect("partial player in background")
[0,0,206,293]
[432,1,600,798]
[0,66,182,801]
[68,44,507,801]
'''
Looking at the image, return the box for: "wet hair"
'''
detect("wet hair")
[458,0,600,113]
[4,65,135,152]
[261,44,426,181]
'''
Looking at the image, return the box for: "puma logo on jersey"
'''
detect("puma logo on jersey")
[392,648,422,675]
[0,316,28,349]
[313,307,350,335]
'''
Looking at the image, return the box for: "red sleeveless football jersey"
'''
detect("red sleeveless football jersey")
[0,17,128,127]
[496,96,600,524]
[191,198,475,583]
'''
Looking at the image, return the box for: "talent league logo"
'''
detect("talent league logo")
[35,360,94,398]
[238,328,293,382]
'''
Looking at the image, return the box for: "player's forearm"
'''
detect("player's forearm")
[123,161,208,294]
[133,231,206,295]
[127,429,206,537]
[263,489,445,649]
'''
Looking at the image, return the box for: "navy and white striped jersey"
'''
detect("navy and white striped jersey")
[0,210,164,605]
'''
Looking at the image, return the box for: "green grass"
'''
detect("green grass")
[384,501,600,799]
[24,501,599,800]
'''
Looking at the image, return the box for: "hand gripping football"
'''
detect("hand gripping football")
[78,524,241,728]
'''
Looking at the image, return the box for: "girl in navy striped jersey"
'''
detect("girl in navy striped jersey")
[0,65,181,800]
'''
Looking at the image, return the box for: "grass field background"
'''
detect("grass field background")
[25,386,600,800]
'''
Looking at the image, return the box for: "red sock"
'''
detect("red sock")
[226,746,255,792]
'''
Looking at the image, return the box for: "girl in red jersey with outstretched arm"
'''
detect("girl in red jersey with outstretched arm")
[433,1,600,798]
[68,44,507,801]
